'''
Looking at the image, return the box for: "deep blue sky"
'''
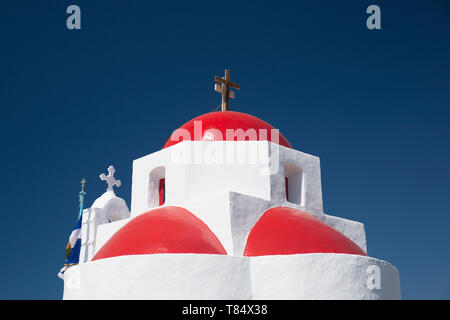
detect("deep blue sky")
[0,1,448,299]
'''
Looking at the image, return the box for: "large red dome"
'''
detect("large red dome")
[162,111,292,149]
[92,206,227,260]
[244,207,367,257]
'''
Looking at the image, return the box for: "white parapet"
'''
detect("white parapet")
[63,253,401,300]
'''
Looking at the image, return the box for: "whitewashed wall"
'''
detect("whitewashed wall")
[64,253,401,300]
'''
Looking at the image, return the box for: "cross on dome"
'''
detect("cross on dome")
[100,165,121,192]
[214,69,240,111]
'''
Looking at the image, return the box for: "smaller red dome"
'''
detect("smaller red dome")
[92,206,227,260]
[244,207,367,256]
[162,111,292,149]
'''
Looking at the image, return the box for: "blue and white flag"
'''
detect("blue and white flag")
[58,217,82,279]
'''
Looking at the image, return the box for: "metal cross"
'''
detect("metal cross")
[214,69,240,111]
[80,178,86,192]
[100,165,121,192]
[79,178,87,209]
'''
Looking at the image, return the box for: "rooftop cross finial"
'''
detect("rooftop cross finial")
[214,69,240,111]
[78,178,87,217]
[80,178,86,192]
[100,165,121,192]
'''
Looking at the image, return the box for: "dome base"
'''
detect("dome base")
[63,253,401,300]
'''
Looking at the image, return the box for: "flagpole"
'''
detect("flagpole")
[78,178,86,219]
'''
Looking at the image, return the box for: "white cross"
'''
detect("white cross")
[100,165,121,192]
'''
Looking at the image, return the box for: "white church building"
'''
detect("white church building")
[62,71,401,299]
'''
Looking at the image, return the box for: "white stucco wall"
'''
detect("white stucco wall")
[79,191,130,263]
[250,254,400,299]
[63,253,400,300]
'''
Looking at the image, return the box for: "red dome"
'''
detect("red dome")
[244,207,367,256]
[162,111,292,149]
[92,206,227,260]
